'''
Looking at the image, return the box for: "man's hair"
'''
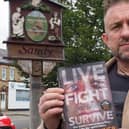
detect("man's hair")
[103,0,129,15]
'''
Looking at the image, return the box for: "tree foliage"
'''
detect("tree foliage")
[63,0,111,65]
[43,0,112,87]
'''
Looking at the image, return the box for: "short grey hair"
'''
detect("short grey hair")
[103,0,129,15]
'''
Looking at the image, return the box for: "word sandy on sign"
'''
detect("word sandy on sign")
[7,44,64,61]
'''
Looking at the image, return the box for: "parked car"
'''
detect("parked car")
[0,113,15,129]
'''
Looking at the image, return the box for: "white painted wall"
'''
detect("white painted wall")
[8,82,30,109]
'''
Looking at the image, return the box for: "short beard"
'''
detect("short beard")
[112,47,129,62]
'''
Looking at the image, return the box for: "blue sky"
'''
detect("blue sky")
[0,0,9,49]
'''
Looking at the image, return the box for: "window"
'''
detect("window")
[10,67,15,80]
[2,67,6,80]
[16,90,30,101]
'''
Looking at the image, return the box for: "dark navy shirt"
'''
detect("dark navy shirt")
[108,63,129,127]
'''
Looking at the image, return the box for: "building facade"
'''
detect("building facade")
[0,49,28,111]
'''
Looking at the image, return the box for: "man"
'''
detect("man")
[38,0,129,129]
[12,7,24,37]
[49,12,61,40]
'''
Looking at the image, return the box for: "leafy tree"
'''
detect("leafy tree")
[43,0,112,87]
[63,0,111,65]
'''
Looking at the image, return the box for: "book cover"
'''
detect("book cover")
[57,61,118,129]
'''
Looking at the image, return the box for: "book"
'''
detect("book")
[57,61,118,129]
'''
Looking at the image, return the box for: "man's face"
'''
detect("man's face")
[102,2,129,61]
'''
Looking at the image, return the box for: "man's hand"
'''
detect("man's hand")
[38,88,64,129]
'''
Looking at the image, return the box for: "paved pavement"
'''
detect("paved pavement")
[3,110,30,117]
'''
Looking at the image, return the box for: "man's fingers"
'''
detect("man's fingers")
[46,88,64,93]
[40,93,64,103]
[41,107,63,117]
[40,99,64,113]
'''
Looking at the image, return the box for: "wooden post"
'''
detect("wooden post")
[0,92,1,112]
[30,76,42,129]
[30,60,43,129]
